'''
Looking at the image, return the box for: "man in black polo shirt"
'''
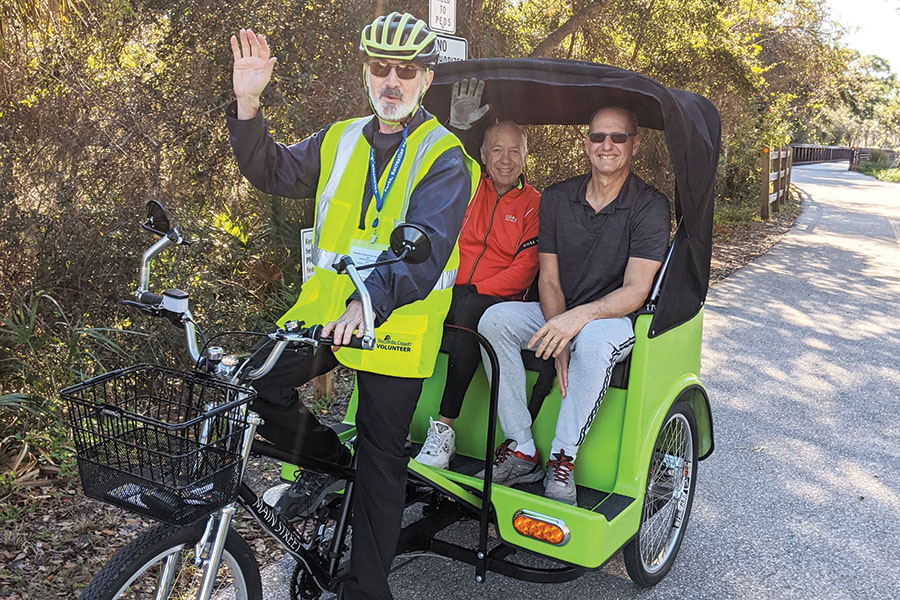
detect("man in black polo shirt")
[478,106,670,505]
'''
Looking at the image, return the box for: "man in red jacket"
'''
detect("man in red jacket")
[415,119,540,469]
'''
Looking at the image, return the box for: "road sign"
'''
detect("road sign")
[429,0,456,34]
[300,227,313,283]
[435,33,467,64]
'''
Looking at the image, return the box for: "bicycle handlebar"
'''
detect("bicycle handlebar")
[333,257,376,351]
[242,323,369,381]
[130,221,376,382]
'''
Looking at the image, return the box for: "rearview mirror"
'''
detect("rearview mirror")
[143,200,171,236]
[390,224,431,264]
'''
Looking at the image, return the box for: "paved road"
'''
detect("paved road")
[260,162,900,599]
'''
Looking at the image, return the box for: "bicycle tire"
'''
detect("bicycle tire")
[77,519,262,600]
[623,399,699,587]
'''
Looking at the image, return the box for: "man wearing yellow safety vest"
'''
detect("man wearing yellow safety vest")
[225,13,479,599]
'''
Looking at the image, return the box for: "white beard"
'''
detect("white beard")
[369,78,425,123]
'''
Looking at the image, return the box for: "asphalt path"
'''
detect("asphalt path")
[258,162,900,599]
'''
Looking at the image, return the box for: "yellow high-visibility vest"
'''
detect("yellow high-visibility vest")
[278,116,480,378]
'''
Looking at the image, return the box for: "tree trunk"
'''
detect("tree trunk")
[631,0,657,64]
[529,0,614,58]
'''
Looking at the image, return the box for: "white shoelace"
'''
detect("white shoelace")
[420,420,450,456]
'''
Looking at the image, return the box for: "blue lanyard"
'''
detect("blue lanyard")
[368,125,409,233]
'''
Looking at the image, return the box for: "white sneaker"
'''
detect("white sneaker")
[414,418,456,469]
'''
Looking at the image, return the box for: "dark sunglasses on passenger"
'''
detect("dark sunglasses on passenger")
[588,131,637,144]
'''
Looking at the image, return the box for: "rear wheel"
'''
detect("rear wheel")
[78,519,262,600]
[623,399,698,587]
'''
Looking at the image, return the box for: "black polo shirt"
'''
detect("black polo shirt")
[538,172,670,310]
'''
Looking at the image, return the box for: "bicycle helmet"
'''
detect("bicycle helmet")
[360,12,440,67]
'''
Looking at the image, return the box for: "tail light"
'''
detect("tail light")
[512,510,570,545]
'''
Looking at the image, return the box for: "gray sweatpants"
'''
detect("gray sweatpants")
[478,301,635,459]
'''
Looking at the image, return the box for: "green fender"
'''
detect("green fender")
[618,376,714,502]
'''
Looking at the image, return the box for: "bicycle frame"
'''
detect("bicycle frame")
[187,479,351,599]
[126,208,383,599]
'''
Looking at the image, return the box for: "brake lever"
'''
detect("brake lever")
[120,300,184,329]
[121,299,162,316]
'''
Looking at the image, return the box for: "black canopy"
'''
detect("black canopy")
[424,58,721,337]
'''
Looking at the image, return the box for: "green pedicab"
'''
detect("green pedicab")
[311,57,718,587]
[67,57,718,599]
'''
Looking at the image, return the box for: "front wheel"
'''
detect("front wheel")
[78,519,262,600]
[623,399,699,587]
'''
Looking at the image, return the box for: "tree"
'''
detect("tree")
[528,0,613,58]
[0,0,89,42]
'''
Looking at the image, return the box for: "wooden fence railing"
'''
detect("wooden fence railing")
[850,147,899,170]
[761,145,792,219]
[790,144,851,165]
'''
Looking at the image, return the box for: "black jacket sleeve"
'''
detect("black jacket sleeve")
[446,124,482,164]
[225,101,327,198]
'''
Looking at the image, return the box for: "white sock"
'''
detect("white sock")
[514,438,537,457]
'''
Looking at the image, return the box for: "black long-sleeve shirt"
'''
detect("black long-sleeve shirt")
[226,103,471,323]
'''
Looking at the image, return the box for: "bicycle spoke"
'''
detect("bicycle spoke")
[640,412,693,573]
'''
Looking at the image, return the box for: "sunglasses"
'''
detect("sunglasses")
[588,131,637,144]
[367,60,424,80]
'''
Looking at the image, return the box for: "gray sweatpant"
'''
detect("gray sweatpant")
[478,301,635,459]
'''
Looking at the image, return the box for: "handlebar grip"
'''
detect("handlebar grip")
[313,325,367,349]
[138,291,163,305]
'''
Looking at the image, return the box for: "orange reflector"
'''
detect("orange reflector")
[512,511,570,545]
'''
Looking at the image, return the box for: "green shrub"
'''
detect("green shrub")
[0,291,144,473]
[868,149,890,165]
[874,168,900,183]
[856,162,898,180]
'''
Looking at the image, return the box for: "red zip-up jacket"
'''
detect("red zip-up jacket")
[456,176,541,300]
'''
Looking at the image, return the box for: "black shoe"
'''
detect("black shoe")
[274,470,345,520]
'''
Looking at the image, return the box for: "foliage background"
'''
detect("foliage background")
[1,0,899,476]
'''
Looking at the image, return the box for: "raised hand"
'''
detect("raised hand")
[448,78,490,130]
[230,29,277,119]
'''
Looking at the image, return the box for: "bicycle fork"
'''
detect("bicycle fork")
[191,411,262,600]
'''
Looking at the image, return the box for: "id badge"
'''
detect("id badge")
[348,239,387,278]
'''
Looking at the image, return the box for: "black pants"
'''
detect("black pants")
[248,337,421,600]
[439,285,502,419]
[248,340,350,466]
[342,372,421,600]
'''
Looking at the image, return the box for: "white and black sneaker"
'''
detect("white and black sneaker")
[414,418,456,469]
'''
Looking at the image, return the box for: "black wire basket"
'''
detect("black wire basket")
[60,364,256,525]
